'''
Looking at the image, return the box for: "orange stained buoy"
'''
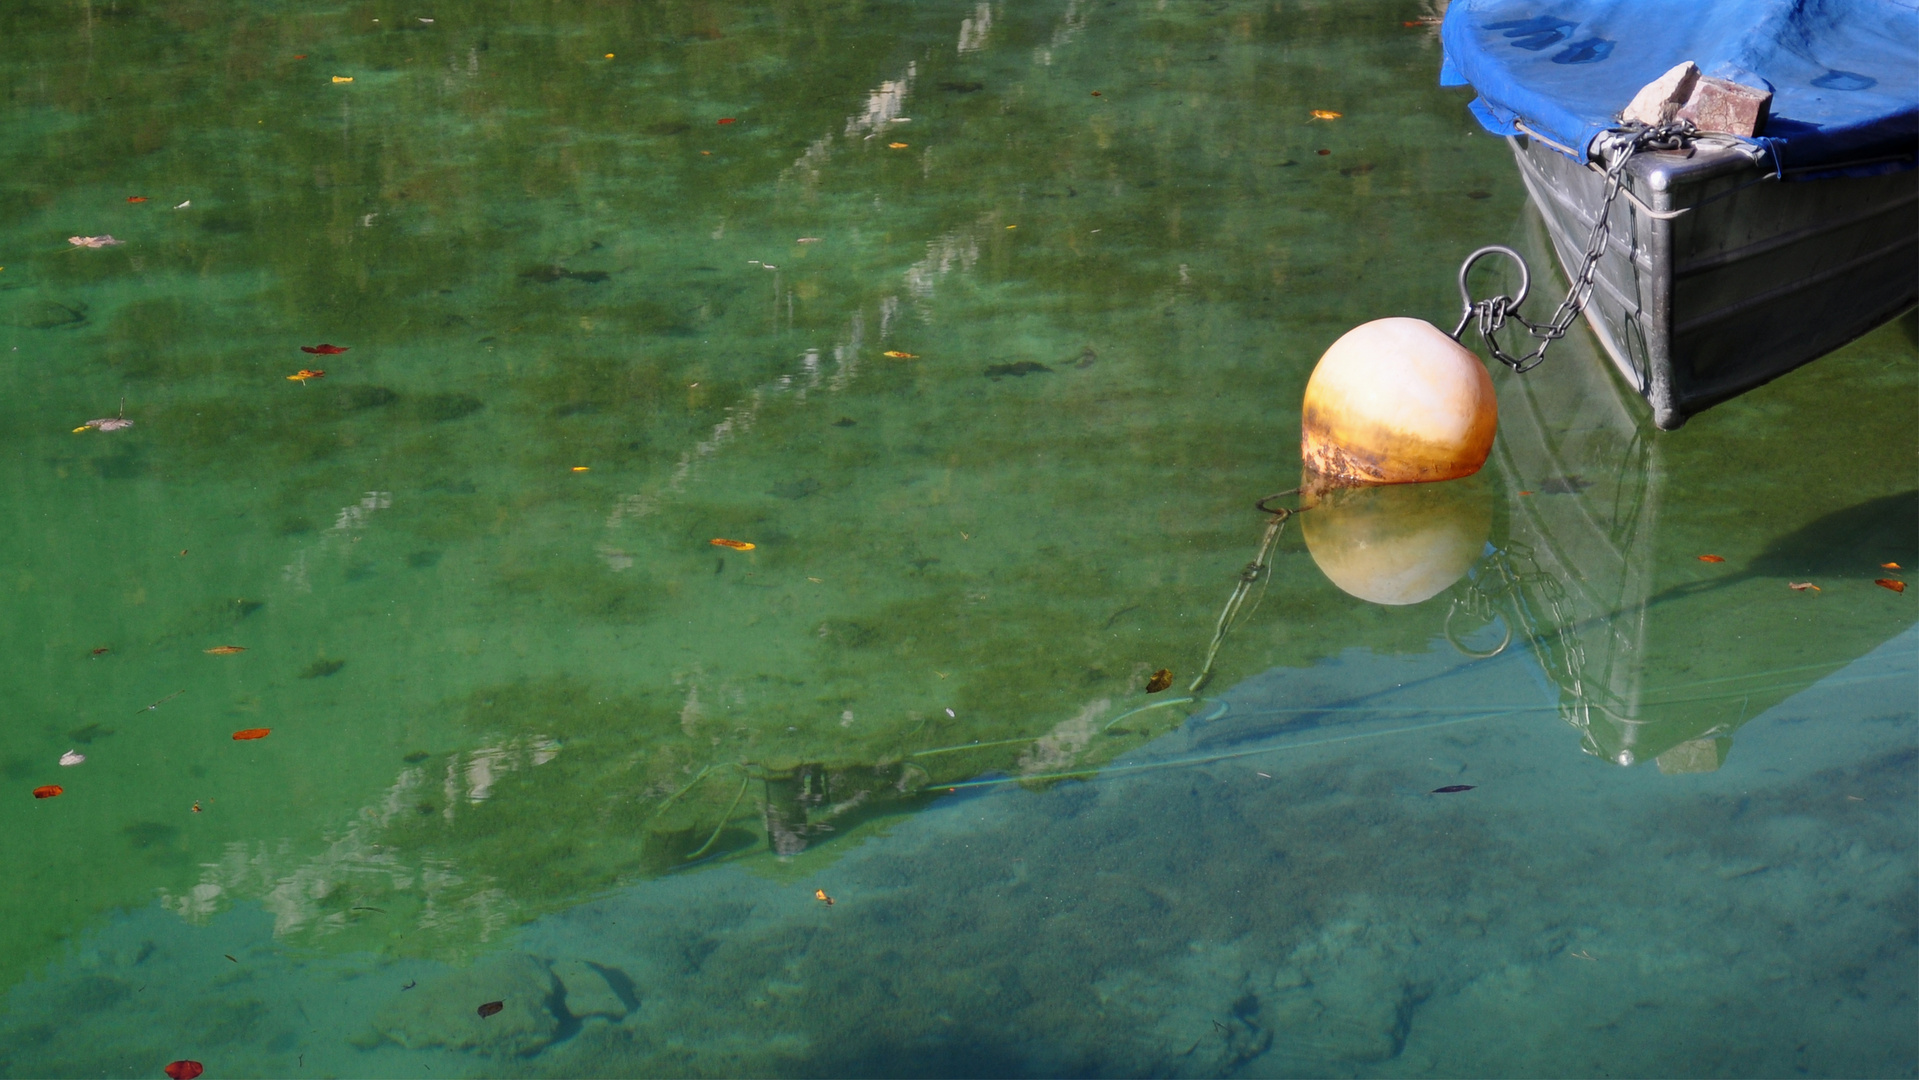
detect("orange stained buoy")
[1301,318,1496,489]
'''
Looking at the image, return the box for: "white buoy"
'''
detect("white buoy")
[1301,318,1497,489]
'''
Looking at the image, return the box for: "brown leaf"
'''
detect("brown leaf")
[1874,579,1906,594]
[1145,669,1173,693]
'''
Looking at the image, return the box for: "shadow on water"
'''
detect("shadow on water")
[1743,488,1917,578]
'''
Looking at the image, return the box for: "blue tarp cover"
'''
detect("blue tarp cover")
[1440,0,1919,177]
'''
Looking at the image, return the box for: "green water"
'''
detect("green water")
[0,1,1912,1076]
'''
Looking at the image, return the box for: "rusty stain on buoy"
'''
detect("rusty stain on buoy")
[1301,318,1496,491]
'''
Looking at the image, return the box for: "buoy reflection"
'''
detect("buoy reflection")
[1302,476,1491,605]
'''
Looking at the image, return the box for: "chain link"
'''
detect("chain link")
[1452,121,1695,373]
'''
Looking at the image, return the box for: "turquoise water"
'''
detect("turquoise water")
[0,1,1912,1076]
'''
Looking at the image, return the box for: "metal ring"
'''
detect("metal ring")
[1444,600,1512,660]
[1456,245,1530,313]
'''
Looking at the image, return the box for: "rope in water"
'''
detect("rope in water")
[1452,121,1696,373]
[1189,489,1302,693]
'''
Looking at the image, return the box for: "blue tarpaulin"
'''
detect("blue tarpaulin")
[1440,0,1919,177]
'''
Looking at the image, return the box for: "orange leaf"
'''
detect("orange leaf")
[887,142,909,149]
[1883,562,1902,570]
[205,645,246,655]
[126,196,148,203]
[1697,554,1725,563]
[1787,582,1819,592]
[815,888,835,906]
[717,117,736,125]
[1875,579,1906,594]
[710,538,755,551]
[33,785,63,799]
[1311,110,1343,120]
[232,728,271,740]
[287,369,325,382]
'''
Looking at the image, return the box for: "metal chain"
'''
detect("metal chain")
[1452,120,1695,373]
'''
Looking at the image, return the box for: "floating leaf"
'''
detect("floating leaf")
[287,369,326,382]
[1696,554,1725,563]
[231,728,271,741]
[1145,669,1173,693]
[1787,582,1820,592]
[710,538,755,551]
[164,1062,204,1080]
[814,888,835,906]
[76,404,134,432]
[67,235,124,248]
[1883,562,1902,570]
[477,1001,504,1018]
[59,751,84,766]
[1310,110,1343,120]
[887,142,909,149]
[205,645,247,655]
[717,118,736,125]
[332,76,353,83]
[1431,784,1476,794]
[126,196,148,203]
[33,785,62,799]
[300,343,349,355]
[883,350,918,359]
[571,466,590,472]
[1316,149,1331,156]
[1875,579,1906,594]
[796,237,822,244]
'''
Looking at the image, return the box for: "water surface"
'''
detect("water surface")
[0,1,1912,1076]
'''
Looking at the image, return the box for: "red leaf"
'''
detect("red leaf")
[33,785,63,799]
[232,728,272,741]
[1875,579,1906,594]
[717,117,736,124]
[165,1062,204,1080]
[1696,554,1725,563]
[300,344,349,355]
[478,1000,504,1017]
[127,196,148,203]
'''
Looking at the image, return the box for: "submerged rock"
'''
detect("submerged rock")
[368,952,560,1057]
[553,958,634,1022]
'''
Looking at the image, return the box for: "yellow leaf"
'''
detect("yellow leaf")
[1311,109,1342,120]
[332,76,353,83]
